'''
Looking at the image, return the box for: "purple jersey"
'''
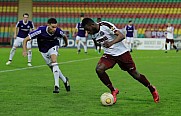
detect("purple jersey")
[76,22,86,37]
[125,25,134,37]
[16,20,34,38]
[28,26,64,53]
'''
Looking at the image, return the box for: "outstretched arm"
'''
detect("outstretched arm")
[22,36,31,57]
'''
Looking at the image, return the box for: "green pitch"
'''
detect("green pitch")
[0,48,181,116]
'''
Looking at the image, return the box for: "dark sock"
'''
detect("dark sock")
[49,66,53,72]
[97,72,115,91]
[137,74,150,87]
[165,44,167,50]
[148,85,155,93]
[173,45,177,50]
[138,74,156,92]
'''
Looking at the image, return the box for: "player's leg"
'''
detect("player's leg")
[76,36,81,54]
[96,54,119,103]
[95,44,98,51]
[128,70,159,103]
[81,37,87,53]
[27,40,32,66]
[6,37,21,65]
[165,39,169,53]
[40,52,60,92]
[49,46,70,92]
[130,37,134,52]
[171,40,179,52]
[117,52,159,103]
[126,37,131,52]
[98,44,101,54]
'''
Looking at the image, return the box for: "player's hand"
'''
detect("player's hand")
[62,43,68,47]
[22,51,27,57]
[14,35,16,39]
[103,41,113,48]
[73,34,77,38]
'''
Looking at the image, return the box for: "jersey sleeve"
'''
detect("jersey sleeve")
[28,27,42,39]
[106,22,119,35]
[75,23,78,29]
[58,28,65,38]
[15,21,20,28]
[30,21,35,30]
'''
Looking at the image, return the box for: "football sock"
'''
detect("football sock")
[95,45,98,50]
[97,71,115,91]
[83,44,87,53]
[9,47,16,61]
[49,65,66,83]
[77,41,80,51]
[173,45,177,50]
[98,46,101,53]
[147,85,155,93]
[52,63,60,87]
[165,44,167,50]
[27,50,32,63]
[137,74,151,87]
[129,43,132,51]
[58,68,66,83]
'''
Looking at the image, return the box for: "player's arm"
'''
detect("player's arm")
[62,34,68,47]
[14,22,20,39]
[103,30,125,48]
[22,36,31,57]
[31,21,35,31]
[133,26,135,37]
[168,27,174,33]
[124,26,127,38]
[14,27,19,39]
[85,31,88,37]
[73,24,78,38]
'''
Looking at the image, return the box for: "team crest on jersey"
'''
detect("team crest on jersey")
[27,26,30,28]
[111,27,115,31]
[100,31,104,36]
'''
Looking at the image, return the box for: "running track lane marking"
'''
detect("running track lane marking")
[0,57,99,73]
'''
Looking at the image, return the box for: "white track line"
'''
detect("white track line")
[0,57,99,73]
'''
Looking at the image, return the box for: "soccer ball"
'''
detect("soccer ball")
[100,92,114,106]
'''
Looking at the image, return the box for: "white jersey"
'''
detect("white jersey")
[166,26,174,39]
[92,21,128,56]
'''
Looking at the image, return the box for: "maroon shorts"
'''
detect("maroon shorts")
[166,38,174,44]
[98,51,136,71]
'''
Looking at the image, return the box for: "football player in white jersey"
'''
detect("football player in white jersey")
[82,18,159,104]
[165,22,178,53]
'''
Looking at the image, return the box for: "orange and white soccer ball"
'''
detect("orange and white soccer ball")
[100,92,114,106]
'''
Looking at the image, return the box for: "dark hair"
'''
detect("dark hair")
[47,18,57,24]
[80,13,84,17]
[82,18,95,28]
[129,20,132,23]
[23,13,29,17]
[97,18,101,20]
[97,18,101,23]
